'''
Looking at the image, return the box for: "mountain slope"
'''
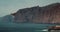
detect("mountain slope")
[2,3,60,24]
[13,3,60,24]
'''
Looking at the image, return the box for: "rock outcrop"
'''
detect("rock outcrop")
[13,3,60,24]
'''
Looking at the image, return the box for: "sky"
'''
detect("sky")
[0,0,60,17]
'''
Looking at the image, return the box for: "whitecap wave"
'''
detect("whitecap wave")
[41,29,48,31]
[35,29,48,32]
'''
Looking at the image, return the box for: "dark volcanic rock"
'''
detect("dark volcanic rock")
[13,3,60,24]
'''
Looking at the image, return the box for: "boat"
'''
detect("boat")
[48,25,60,32]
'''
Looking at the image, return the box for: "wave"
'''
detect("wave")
[35,29,48,32]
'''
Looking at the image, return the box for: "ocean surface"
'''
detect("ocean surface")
[0,22,56,32]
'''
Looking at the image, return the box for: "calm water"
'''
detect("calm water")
[0,23,56,32]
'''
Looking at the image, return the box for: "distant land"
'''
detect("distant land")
[1,3,60,24]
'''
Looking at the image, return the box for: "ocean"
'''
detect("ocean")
[0,23,56,32]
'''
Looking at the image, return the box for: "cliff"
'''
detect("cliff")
[13,3,60,24]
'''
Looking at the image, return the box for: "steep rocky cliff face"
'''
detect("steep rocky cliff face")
[13,3,60,24]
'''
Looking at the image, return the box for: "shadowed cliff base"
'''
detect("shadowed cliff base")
[3,3,60,24]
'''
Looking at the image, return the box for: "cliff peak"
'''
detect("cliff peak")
[11,3,60,24]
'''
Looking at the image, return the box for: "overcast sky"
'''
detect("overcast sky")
[0,0,60,17]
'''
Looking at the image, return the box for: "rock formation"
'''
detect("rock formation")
[13,3,60,24]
